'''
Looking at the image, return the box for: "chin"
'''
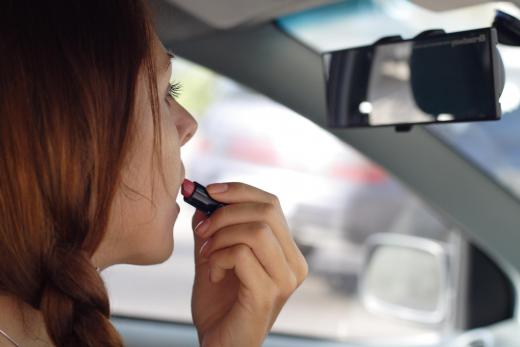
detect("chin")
[151,230,176,264]
[131,240,174,265]
[124,206,178,265]
[130,225,175,265]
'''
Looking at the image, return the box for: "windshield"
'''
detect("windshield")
[278,0,520,200]
[428,44,520,197]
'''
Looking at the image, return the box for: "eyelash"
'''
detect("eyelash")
[167,81,183,100]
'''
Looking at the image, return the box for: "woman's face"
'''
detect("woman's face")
[93,33,197,268]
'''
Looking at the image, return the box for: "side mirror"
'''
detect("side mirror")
[359,233,450,325]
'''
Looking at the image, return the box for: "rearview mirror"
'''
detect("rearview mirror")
[359,233,450,324]
[324,28,504,129]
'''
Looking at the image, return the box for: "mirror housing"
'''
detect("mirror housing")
[323,27,504,129]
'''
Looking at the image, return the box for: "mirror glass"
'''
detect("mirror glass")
[362,245,444,318]
[324,28,502,128]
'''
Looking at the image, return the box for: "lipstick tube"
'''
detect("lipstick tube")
[182,179,225,215]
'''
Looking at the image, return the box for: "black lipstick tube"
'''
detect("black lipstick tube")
[183,181,225,215]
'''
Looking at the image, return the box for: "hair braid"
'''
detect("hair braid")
[40,248,123,347]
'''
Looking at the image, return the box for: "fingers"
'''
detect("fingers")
[201,222,295,287]
[208,244,288,315]
[190,182,309,344]
[194,202,285,239]
[192,209,207,231]
[206,182,280,205]
[194,199,307,282]
[191,181,308,285]
[208,244,271,286]
[192,209,209,260]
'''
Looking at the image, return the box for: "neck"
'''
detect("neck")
[0,294,52,347]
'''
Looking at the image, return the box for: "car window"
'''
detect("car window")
[102,57,464,343]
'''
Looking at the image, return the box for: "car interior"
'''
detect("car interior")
[106,0,520,346]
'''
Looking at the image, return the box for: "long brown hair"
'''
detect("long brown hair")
[0,1,161,346]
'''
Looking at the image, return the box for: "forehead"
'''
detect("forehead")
[150,33,172,72]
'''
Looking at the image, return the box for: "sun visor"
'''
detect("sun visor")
[409,0,492,12]
[164,0,338,29]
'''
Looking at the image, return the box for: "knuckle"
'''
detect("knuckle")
[250,222,271,240]
[288,272,298,290]
[291,247,309,284]
[266,193,280,206]
[249,226,264,242]
[210,205,227,222]
[297,259,309,283]
[249,222,271,244]
[233,244,252,261]
[208,206,231,229]
[260,202,276,219]
[207,252,219,267]
[279,274,298,299]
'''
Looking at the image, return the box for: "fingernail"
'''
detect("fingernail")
[194,219,205,232]
[207,183,228,194]
[199,239,211,257]
[194,219,209,236]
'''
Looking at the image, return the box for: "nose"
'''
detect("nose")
[176,105,198,147]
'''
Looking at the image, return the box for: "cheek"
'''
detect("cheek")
[101,103,183,265]
[160,102,183,190]
[107,186,178,265]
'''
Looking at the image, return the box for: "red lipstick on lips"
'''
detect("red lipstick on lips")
[181,179,225,215]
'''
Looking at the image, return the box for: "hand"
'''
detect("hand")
[190,182,308,347]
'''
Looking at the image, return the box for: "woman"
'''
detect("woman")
[0,1,308,346]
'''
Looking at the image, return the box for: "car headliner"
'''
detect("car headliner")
[150,0,502,41]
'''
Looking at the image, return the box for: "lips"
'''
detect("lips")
[181,178,195,197]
